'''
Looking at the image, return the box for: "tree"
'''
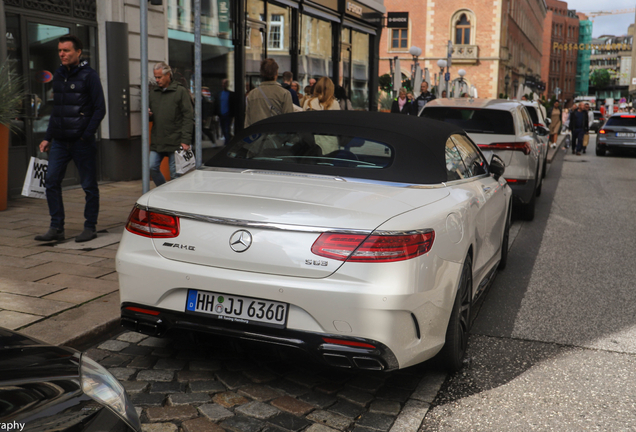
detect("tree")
[590,69,610,89]
[379,74,393,93]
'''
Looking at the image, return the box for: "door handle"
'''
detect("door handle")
[482,185,492,192]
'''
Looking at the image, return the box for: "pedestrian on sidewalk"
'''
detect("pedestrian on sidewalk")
[148,62,194,186]
[582,102,594,154]
[411,81,436,116]
[244,59,294,127]
[35,35,106,243]
[215,79,236,145]
[568,102,589,156]
[281,71,300,107]
[302,77,340,112]
[390,88,412,114]
[548,100,562,148]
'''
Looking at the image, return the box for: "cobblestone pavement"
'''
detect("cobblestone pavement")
[88,330,447,432]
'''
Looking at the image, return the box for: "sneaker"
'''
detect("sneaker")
[551,143,557,148]
[75,229,97,243]
[34,228,65,242]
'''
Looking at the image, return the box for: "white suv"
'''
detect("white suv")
[420,98,543,220]
[520,100,550,178]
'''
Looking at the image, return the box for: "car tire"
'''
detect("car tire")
[440,255,473,373]
[519,189,536,221]
[596,145,606,156]
[535,168,543,197]
[498,202,511,270]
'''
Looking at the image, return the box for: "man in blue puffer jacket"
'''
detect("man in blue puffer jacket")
[35,35,106,243]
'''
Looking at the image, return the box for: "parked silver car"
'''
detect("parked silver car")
[421,98,544,220]
[597,113,636,156]
[520,100,550,179]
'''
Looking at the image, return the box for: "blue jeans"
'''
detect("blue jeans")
[149,151,178,186]
[45,138,99,230]
[572,129,585,153]
[220,115,233,144]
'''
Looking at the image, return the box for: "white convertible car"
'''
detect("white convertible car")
[117,111,512,371]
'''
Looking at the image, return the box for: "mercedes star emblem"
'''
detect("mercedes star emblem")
[229,230,252,253]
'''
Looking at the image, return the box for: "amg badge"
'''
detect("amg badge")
[163,242,195,251]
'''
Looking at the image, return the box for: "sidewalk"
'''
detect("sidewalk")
[0,180,143,348]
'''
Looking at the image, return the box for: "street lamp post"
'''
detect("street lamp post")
[437,59,447,97]
[409,46,422,91]
[504,74,510,99]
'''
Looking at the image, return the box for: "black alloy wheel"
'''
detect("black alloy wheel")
[440,255,473,372]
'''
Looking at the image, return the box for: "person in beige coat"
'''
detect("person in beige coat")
[303,77,340,111]
[244,59,294,127]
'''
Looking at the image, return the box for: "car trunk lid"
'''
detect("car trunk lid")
[143,170,449,278]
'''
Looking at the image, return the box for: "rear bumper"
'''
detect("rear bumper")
[507,178,537,205]
[121,303,399,371]
[598,139,636,149]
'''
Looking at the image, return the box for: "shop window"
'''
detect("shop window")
[391,29,407,50]
[451,10,475,45]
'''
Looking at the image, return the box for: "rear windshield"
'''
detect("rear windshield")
[422,107,515,135]
[223,132,394,169]
[593,112,603,120]
[525,107,539,124]
[605,116,636,127]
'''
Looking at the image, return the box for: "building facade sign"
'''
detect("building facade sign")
[387,12,408,28]
[554,42,632,51]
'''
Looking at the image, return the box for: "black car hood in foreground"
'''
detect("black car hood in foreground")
[0,328,127,431]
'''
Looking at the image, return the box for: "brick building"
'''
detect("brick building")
[379,0,546,99]
[540,0,580,103]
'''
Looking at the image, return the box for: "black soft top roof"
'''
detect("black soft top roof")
[206,111,466,184]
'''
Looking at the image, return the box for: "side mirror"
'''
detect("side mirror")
[489,154,505,180]
[534,125,549,136]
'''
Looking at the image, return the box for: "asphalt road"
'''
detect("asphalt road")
[421,135,636,431]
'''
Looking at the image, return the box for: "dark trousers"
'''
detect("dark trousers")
[572,129,585,153]
[45,138,99,230]
[220,115,233,144]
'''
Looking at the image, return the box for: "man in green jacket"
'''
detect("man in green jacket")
[149,62,193,186]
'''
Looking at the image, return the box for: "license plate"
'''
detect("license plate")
[185,289,288,328]
[616,132,635,137]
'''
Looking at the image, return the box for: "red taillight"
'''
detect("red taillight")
[311,231,435,263]
[125,207,180,238]
[322,338,376,349]
[478,142,532,155]
[125,306,160,316]
[620,115,636,118]
[505,179,527,185]
[599,129,606,134]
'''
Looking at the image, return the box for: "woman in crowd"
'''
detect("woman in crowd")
[548,100,562,148]
[390,88,411,114]
[335,85,353,111]
[303,77,340,111]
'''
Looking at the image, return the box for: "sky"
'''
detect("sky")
[568,0,635,37]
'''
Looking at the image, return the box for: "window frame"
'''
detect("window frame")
[451,134,489,178]
[267,13,284,51]
[450,9,476,46]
